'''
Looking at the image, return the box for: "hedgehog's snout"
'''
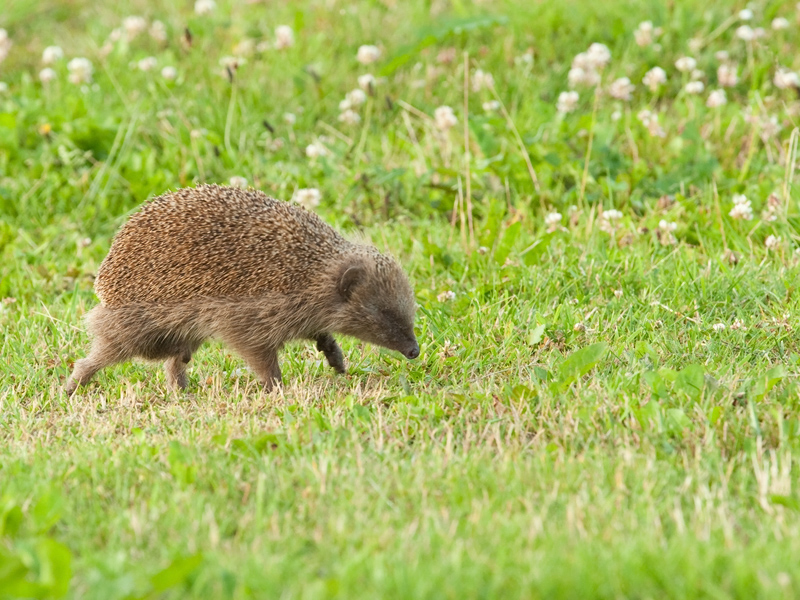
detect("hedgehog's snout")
[403,341,420,360]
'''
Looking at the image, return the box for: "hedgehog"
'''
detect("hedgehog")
[65,184,419,394]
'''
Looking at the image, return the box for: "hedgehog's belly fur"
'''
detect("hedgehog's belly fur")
[88,294,328,362]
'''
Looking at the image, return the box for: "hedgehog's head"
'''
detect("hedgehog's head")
[332,251,419,360]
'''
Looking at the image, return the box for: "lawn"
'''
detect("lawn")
[2,0,800,597]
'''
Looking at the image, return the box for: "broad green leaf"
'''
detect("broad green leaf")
[643,371,669,399]
[554,342,607,391]
[32,490,63,533]
[36,538,72,598]
[751,364,787,401]
[527,323,546,346]
[674,364,704,401]
[666,408,692,434]
[0,500,23,539]
[150,553,204,592]
[770,495,800,511]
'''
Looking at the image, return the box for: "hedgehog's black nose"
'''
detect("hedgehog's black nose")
[404,343,420,360]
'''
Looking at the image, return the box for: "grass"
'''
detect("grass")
[2,0,800,597]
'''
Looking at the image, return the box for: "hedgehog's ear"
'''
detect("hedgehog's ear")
[338,264,364,300]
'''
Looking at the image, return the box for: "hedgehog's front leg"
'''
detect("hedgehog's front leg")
[314,333,345,374]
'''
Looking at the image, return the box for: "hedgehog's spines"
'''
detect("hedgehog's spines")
[68,184,419,394]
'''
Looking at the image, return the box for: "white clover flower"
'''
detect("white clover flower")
[67,57,93,84]
[149,20,167,42]
[437,290,456,302]
[137,56,157,71]
[643,66,667,91]
[305,142,327,158]
[482,100,501,111]
[634,21,655,47]
[712,323,726,332]
[515,51,534,66]
[659,219,678,232]
[739,8,753,20]
[688,37,704,53]
[338,98,352,111]
[0,82,7,93]
[761,115,781,138]
[706,89,727,108]
[346,88,367,106]
[685,81,705,94]
[636,109,665,137]
[608,77,635,101]
[675,56,697,72]
[772,17,790,30]
[599,209,623,234]
[108,28,123,43]
[658,219,678,245]
[717,64,738,87]
[0,29,11,63]
[762,193,781,221]
[690,68,704,80]
[195,0,216,15]
[736,25,755,41]
[729,194,753,220]
[219,56,245,78]
[436,48,456,64]
[611,110,622,121]
[774,68,800,89]
[571,52,592,71]
[229,176,248,188]
[161,66,177,80]
[568,67,600,87]
[544,212,562,232]
[234,39,255,56]
[765,234,780,250]
[357,44,381,64]
[358,73,376,91]
[122,16,147,40]
[472,69,494,91]
[434,105,458,131]
[42,45,63,64]
[275,25,294,49]
[292,188,321,209]
[284,112,296,125]
[39,68,57,84]
[586,43,611,69]
[556,90,579,113]
[338,109,361,125]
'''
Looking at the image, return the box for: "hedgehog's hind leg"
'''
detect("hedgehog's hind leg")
[65,334,131,395]
[314,333,346,374]
[164,341,201,390]
[226,341,282,391]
